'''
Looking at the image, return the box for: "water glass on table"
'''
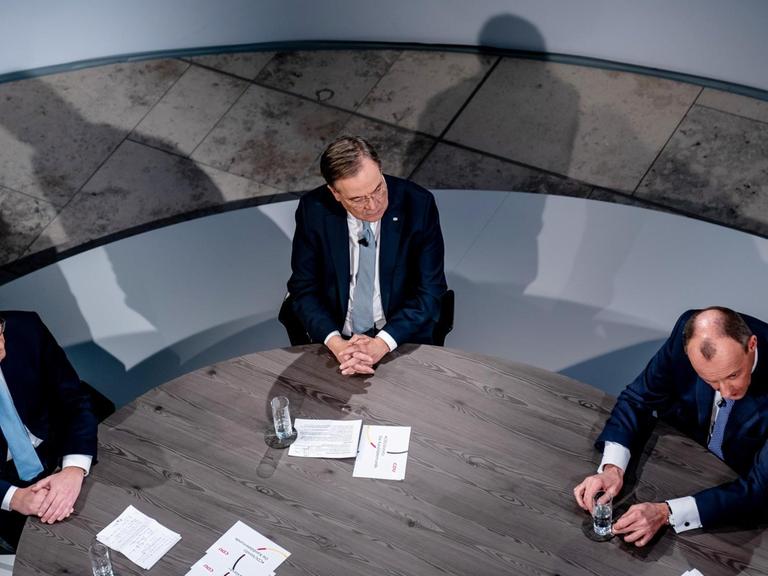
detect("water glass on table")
[89,539,114,576]
[592,491,613,537]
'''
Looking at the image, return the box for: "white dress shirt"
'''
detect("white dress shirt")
[598,346,759,532]
[0,367,92,511]
[323,213,397,351]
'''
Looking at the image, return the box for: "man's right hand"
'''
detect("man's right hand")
[326,335,374,376]
[10,486,50,516]
[573,464,624,513]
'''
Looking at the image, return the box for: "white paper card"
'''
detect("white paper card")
[288,419,362,458]
[353,425,411,480]
[186,520,288,576]
[681,571,704,576]
[97,505,181,570]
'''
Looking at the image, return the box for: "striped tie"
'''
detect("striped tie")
[351,221,375,334]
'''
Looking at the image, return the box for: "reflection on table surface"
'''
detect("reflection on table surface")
[15,345,768,575]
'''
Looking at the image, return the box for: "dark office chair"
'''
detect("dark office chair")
[278,289,455,347]
[82,380,116,423]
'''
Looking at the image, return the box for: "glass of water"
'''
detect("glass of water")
[270,396,293,440]
[592,491,613,537]
[89,539,114,576]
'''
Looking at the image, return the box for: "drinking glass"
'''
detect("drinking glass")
[89,539,114,576]
[592,491,613,537]
[270,396,293,440]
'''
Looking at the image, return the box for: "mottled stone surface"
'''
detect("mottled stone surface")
[697,89,768,124]
[637,105,768,237]
[0,187,58,265]
[413,142,592,197]
[28,140,278,254]
[446,59,701,192]
[341,116,435,179]
[256,50,400,111]
[191,85,350,191]
[187,51,275,79]
[132,66,248,156]
[0,60,188,206]
[358,51,497,136]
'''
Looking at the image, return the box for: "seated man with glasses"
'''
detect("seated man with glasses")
[287,135,447,375]
[0,312,98,551]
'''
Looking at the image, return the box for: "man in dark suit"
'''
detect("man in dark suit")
[0,311,98,550]
[574,306,768,546]
[287,136,447,375]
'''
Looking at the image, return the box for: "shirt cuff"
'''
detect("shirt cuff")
[667,496,702,533]
[598,441,631,473]
[62,454,93,477]
[2,486,17,512]
[324,331,341,346]
[376,330,397,352]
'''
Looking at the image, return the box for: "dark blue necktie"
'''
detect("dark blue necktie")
[351,221,375,334]
[0,369,44,480]
[708,398,734,460]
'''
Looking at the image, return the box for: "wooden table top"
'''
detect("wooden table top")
[14,345,768,575]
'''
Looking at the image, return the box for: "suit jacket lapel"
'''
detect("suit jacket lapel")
[379,180,403,315]
[325,210,350,316]
[695,376,715,442]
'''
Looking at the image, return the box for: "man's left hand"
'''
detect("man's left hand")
[30,466,85,524]
[611,502,668,547]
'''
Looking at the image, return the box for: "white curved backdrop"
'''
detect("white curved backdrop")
[0,191,766,407]
[2,1,767,92]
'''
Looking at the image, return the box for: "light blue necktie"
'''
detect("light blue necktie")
[708,398,734,460]
[351,221,375,334]
[0,368,44,480]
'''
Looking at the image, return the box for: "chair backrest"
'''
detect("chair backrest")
[433,289,455,347]
[81,381,116,423]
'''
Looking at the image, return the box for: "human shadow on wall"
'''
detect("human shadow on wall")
[0,73,291,406]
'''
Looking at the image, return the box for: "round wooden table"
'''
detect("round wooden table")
[14,345,768,575]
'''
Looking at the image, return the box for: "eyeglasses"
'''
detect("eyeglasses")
[0,318,5,336]
[345,181,387,206]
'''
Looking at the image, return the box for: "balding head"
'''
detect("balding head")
[683,307,757,400]
[683,307,753,360]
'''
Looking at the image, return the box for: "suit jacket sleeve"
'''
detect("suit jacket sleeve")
[287,197,341,342]
[693,442,768,528]
[380,192,446,345]
[596,312,693,453]
[40,315,98,460]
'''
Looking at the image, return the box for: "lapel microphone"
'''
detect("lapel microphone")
[717,398,727,408]
[359,236,369,247]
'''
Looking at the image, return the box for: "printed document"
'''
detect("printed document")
[97,505,181,570]
[288,418,362,458]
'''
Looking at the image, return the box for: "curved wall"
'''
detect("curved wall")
[2,1,768,92]
[0,192,766,407]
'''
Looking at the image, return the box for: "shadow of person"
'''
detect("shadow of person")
[407,14,580,199]
[0,71,289,408]
[255,345,372,479]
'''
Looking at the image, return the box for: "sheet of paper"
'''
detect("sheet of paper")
[97,505,181,570]
[288,418,362,458]
[185,520,288,576]
[681,570,704,576]
[353,425,411,480]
